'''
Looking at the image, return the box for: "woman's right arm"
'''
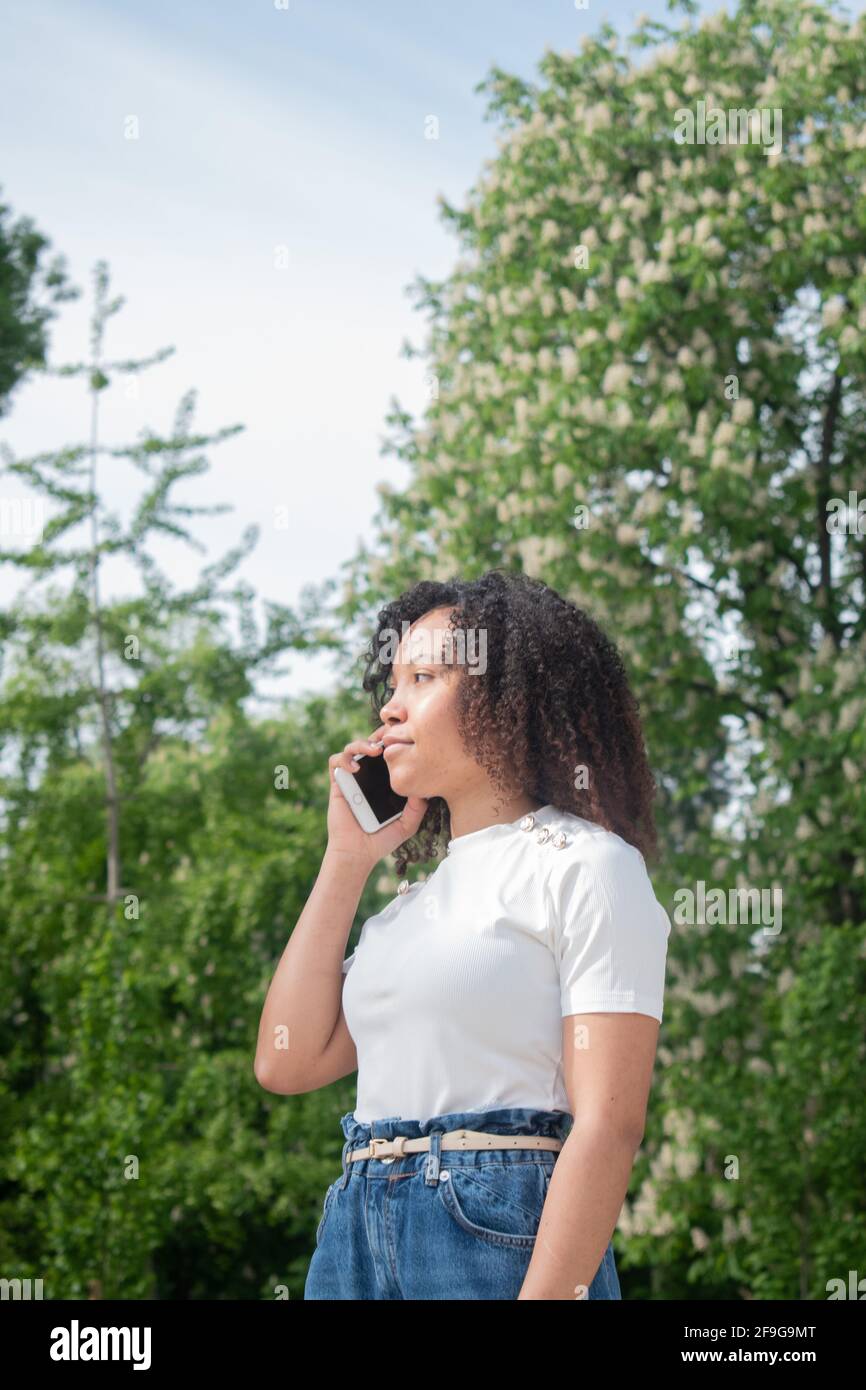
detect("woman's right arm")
[253,729,428,1095]
[253,845,370,1094]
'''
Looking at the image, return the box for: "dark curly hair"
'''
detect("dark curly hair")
[360,568,660,877]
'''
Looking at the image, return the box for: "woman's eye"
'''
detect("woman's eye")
[387,672,433,692]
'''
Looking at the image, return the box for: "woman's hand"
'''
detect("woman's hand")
[326,726,428,869]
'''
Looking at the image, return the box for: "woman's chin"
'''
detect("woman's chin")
[390,771,420,799]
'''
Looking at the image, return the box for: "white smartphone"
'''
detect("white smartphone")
[333,750,408,833]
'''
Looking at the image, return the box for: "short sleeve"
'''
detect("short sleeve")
[550,835,671,1023]
[342,916,371,975]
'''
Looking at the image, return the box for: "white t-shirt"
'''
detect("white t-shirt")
[340,804,671,1123]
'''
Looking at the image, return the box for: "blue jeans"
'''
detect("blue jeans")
[304,1107,622,1300]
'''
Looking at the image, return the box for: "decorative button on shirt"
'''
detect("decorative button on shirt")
[520,813,569,849]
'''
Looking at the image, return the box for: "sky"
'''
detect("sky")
[0,0,848,713]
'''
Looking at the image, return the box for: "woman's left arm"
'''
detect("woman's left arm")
[517,1011,661,1300]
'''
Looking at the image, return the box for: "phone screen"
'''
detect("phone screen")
[353,749,408,825]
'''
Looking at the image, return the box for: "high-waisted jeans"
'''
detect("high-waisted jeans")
[304,1106,622,1300]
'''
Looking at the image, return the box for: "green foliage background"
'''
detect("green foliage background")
[1,0,865,1299]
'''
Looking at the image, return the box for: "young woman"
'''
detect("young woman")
[255,569,671,1300]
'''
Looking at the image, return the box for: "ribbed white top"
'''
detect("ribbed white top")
[340,806,671,1123]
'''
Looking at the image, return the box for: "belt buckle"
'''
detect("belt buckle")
[368,1136,396,1164]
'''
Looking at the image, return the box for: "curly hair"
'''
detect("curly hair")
[361,568,659,877]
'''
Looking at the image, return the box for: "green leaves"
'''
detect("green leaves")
[0,260,371,1297]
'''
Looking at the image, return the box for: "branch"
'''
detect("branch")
[815,370,843,649]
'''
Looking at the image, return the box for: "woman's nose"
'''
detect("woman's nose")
[379,692,402,721]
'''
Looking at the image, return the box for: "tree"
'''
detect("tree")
[295,0,866,1297]
[0,186,78,415]
[0,261,377,1297]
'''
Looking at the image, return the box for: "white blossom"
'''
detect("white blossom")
[634,487,664,519]
[577,327,601,347]
[839,697,865,733]
[559,345,579,380]
[658,228,676,261]
[603,362,632,394]
[693,215,714,245]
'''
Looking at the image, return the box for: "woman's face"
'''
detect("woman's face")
[376,606,480,803]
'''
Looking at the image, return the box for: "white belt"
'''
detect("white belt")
[348,1127,563,1163]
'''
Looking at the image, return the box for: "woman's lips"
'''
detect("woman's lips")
[383,742,412,756]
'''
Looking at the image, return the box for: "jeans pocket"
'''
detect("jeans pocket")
[315,1179,340,1247]
[437,1160,550,1249]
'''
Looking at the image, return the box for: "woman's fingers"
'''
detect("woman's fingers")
[329,734,386,779]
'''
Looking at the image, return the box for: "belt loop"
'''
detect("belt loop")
[425,1130,442,1185]
[339,1135,352,1189]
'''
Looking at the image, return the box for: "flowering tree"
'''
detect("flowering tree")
[314,0,866,1296]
